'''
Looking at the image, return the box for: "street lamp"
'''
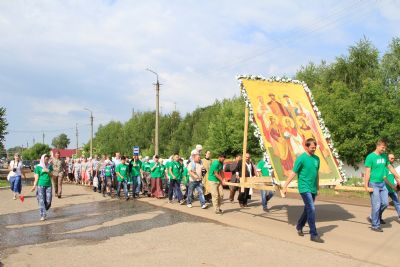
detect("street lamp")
[84,108,94,158]
[146,68,160,156]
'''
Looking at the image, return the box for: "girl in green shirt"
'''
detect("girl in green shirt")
[31,154,53,221]
[149,155,164,198]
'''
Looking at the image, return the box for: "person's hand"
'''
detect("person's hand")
[365,187,374,193]
[31,185,36,192]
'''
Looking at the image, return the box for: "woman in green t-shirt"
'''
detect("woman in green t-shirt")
[31,154,53,221]
[149,155,164,198]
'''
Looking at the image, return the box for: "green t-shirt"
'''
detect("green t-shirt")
[183,167,190,185]
[365,152,389,183]
[105,165,112,177]
[116,163,129,182]
[159,164,166,180]
[169,161,183,180]
[208,160,223,182]
[293,152,320,194]
[34,165,53,187]
[130,160,142,177]
[257,160,270,176]
[385,168,396,193]
[142,162,151,172]
[165,161,173,178]
[150,162,163,178]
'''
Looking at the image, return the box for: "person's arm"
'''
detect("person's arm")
[383,176,397,191]
[214,170,224,184]
[364,167,373,193]
[151,163,158,171]
[189,165,201,180]
[388,165,400,185]
[282,171,297,196]
[31,172,39,192]
[169,167,175,179]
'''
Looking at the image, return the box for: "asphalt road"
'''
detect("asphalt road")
[0,184,398,267]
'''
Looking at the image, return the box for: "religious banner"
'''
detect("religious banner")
[238,75,345,182]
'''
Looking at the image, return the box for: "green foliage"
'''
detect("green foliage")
[89,98,262,159]
[21,143,51,160]
[51,133,70,149]
[0,107,8,152]
[296,37,400,166]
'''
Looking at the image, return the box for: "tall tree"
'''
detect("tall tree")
[0,107,8,153]
[22,143,51,160]
[51,133,71,149]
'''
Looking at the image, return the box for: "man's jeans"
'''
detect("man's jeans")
[132,175,141,194]
[117,180,128,199]
[261,190,274,209]
[168,179,183,201]
[297,192,318,237]
[187,181,205,205]
[369,182,388,229]
[388,192,400,218]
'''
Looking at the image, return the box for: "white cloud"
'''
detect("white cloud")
[1,0,399,148]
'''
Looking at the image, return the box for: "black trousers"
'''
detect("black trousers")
[238,188,250,205]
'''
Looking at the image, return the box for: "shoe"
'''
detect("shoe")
[297,229,304,236]
[367,217,372,224]
[263,207,269,212]
[229,199,234,203]
[168,200,172,204]
[239,204,244,208]
[187,204,193,208]
[103,194,106,197]
[371,227,383,232]
[13,196,17,200]
[243,204,248,207]
[201,204,208,209]
[58,195,61,199]
[310,236,324,243]
[380,219,386,225]
[126,198,129,201]
[179,200,185,205]
[215,210,223,214]
[40,217,45,221]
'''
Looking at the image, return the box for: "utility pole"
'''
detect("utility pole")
[33,138,35,145]
[146,68,160,156]
[42,132,45,144]
[75,123,79,156]
[174,102,177,112]
[84,108,93,158]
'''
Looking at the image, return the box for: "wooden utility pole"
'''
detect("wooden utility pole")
[240,106,249,193]
[75,123,79,156]
[146,68,160,156]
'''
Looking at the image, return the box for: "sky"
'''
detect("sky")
[1,0,400,149]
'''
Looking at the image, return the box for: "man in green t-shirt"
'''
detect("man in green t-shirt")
[129,155,142,198]
[168,154,184,204]
[116,156,129,200]
[256,159,273,211]
[365,140,400,232]
[208,153,226,214]
[381,153,400,222]
[31,154,54,221]
[283,138,323,243]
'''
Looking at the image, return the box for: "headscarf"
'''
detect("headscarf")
[39,154,49,169]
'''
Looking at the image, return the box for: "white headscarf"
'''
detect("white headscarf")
[39,154,49,169]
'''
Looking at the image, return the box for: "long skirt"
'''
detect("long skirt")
[150,178,164,198]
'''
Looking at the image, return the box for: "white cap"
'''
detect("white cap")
[195,144,203,151]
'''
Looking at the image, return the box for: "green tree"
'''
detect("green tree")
[0,107,8,152]
[22,143,51,160]
[51,133,70,149]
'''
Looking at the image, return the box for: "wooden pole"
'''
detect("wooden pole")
[240,106,249,193]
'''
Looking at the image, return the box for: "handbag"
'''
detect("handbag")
[7,171,16,181]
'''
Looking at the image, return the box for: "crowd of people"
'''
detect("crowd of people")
[7,138,400,243]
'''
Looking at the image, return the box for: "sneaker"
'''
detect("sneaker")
[201,204,208,209]
[40,217,46,221]
[263,207,269,212]
[310,236,324,243]
[187,204,193,208]
[179,200,185,205]
[371,227,383,232]
[215,210,223,215]
[13,195,17,200]
[297,229,304,236]
[380,219,386,225]
[167,200,172,204]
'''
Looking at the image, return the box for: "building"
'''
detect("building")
[50,149,76,159]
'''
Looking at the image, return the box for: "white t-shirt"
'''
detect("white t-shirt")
[10,160,23,176]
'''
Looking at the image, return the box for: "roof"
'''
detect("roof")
[50,149,76,158]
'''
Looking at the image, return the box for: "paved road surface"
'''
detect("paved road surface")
[0,184,398,267]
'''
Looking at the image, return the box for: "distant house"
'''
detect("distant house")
[50,149,76,159]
